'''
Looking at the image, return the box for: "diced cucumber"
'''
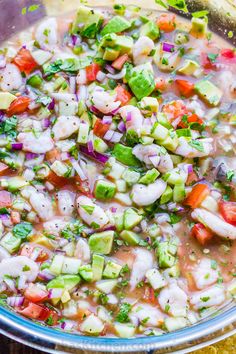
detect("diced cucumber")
[115,193,132,206]
[173,183,186,202]
[139,168,160,185]
[61,257,81,274]
[51,161,69,177]
[160,185,173,204]
[123,208,142,230]
[94,179,116,200]
[0,232,21,253]
[122,169,140,186]
[114,323,136,338]
[94,137,108,153]
[145,268,167,290]
[195,80,222,106]
[103,260,122,279]
[228,280,236,297]
[114,213,124,232]
[80,314,104,335]
[79,264,93,282]
[6,177,28,192]
[88,231,114,255]
[50,255,65,275]
[115,179,127,192]
[140,96,159,112]
[77,122,90,144]
[96,279,118,294]
[47,274,81,291]
[151,122,169,141]
[101,16,131,36]
[113,144,140,166]
[92,254,105,281]
[157,242,176,268]
[120,230,141,246]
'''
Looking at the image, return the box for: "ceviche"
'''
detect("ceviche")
[0,4,235,338]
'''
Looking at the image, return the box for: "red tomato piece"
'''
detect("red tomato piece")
[175,79,195,98]
[155,77,167,91]
[115,85,132,106]
[18,302,43,319]
[112,54,129,70]
[201,53,217,70]
[7,96,30,116]
[186,171,199,186]
[157,14,176,32]
[191,223,214,245]
[163,100,188,120]
[0,190,12,208]
[93,118,110,138]
[184,183,210,209]
[220,49,235,59]
[219,200,236,226]
[25,283,48,303]
[86,63,100,82]
[0,162,9,176]
[13,48,38,74]
[47,171,68,188]
[38,307,59,325]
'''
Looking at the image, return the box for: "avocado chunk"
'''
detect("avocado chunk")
[123,208,142,230]
[151,122,169,141]
[26,74,43,88]
[94,179,116,200]
[79,264,93,282]
[0,92,16,110]
[128,69,155,100]
[113,143,140,166]
[173,182,186,202]
[178,59,200,76]
[101,16,131,36]
[103,47,120,61]
[92,254,105,281]
[160,185,173,204]
[116,36,133,55]
[139,168,160,185]
[6,176,28,192]
[99,33,133,57]
[71,6,103,38]
[157,242,177,268]
[47,274,81,290]
[103,260,122,279]
[120,230,141,246]
[0,232,21,253]
[88,231,114,255]
[195,80,222,106]
[140,21,160,40]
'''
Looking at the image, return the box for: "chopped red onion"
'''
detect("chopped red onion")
[96,71,106,82]
[70,158,87,181]
[38,269,55,281]
[42,118,51,128]
[55,249,66,255]
[48,288,63,299]
[0,214,12,227]
[79,145,109,164]
[111,107,120,115]
[69,76,77,94]
[126,111,132,122]
[162,42,175,53]
[110,131,123,143]
[17,275,27,290]
[118,121,126,133]
[90,105,100,114]
[25,152,39,160]
[87,140,94,153]
[102,116,112,124]
[105,64,116,74]
[155,213,170,224]
[71,34,78,46]
[103,130,114,141]
[11,143,23,150]
[7,296,25,307]
[47,98,55,110]
[61,320,75,331]
[111,207,117,213]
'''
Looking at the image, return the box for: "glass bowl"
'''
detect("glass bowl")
[0,1,235,352]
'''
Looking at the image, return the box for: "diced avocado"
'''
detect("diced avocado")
[26,74,42,88]
[103,47,120,61]
[195,80,222,106]
[71,6,103,38]
[103,260,122,279]
[178,59,200,76]
[160,133,179,152]
[88,231,114,255]
[92,254,105,281]
[99,33,118,50]
[163,169,185,185]
[0,232,21,253]
[120,230,141,246]
[157,242,176,268]
[116,36,133,55]
[114,323,136,338]
[47,274,81,290]
[173,183,186,202]
[79,264,93,282]
[61,257,81,274]
[123,208,142,230]
[151,122,169,141]
[80,314,104,335]
[37,106,51,119]
[96,279,118,294]
[128,69,155,100]
[0,92,16,110]
[140,96,159,113]
[31,50,52,65]
[122,169,140,186]
[139,168,160,185]
[190,17,208,38]
[116,179,127,192]
[113,144,140,166]
[105,157,126,180]
[140,21,160,40]
[94,179,116,200]
[6,177,28,192]
[145,268,167,290]
[160,185,173,204]
[115,193,132,206]
[50,255,65,275]
[101,16,131,36]
[114,213,124,232]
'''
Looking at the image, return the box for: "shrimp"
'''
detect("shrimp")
[191,258,219,290]
[0,246,10,262]
[131,179,167,206]
[0,63,22,91]
[17,129,54,154]
[158,283,188,317]
[0,256,38,282]
[190,285,225,309]
[132,36,154,66]
[192,208,236,240]
[90,87,121,114]
[29,190,54,221]
[43,217,71,236]
[132,144,173,173]
[35,18,58,51]
[56,190,75,216]
[77,195,109,228]
[130,248,154,290]
[52,116,80,141]
[131,303,164,327]
[74,238,91,264]
[119,106,144,136]
[175,137,214,158]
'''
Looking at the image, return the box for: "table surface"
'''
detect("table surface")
[1,333,236,354]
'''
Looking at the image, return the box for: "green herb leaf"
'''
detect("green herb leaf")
[155,0,188,13]
[116,302,131,323]
[189,140,204,152]
[169,213,182,224]
[207,53,218,63]
[0,116,17,139]
[191,10,209,18]
[13,222,33,240]
[226,170,234,182]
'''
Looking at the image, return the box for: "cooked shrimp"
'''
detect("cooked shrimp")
[191,258,219,290]
[158,283,188,317]
[57,190,75,216]
[35,18,58,50]
[130,248,154,290]
[77,195,109,228]
[131,179,167,206]
[119,105,144,136]
[74,238,91,264]
[0,256,38,282]
[29,190,54,221]
[17,129,54,154]
[90,87,121,114]
[131,303,164,327]
[43,217,70,236]
[175,137,214,158]
[0,63,23,91]
[52,116,80,141]
[190,285,225,309]
[132,36,154,66]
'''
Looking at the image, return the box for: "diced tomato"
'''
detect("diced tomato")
[0,190,12,208]
[175,79,194,98]
[157,14,176,32]
[10,211,21,224]
[163,100,188,120]
[220,49,235,59]
[186,171,199,186]
[0,162,9,176]
[144,286,158,305]
[219,200,236,226]
[115,85,132,106]
[112,54,129,70]
[39,308,59,325]
[25,283,48,303]
[75,177,93,198]
[201,53,217,70]
[13,48,38,74]
[47,171,68,188]
[18,302,43,319]
[178,113,204,129]
[155,77,167,91]
[93,118,110,138]
[184,183,210,209]
[191,223,214,245]
[7,96,30,116]
[86,63,101,82]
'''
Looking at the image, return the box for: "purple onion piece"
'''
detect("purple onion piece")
[87,140,94,153]
[7,296,25,307]
[102,116,112,124]
[79,145,109,164]
[90,105,100,115]
[25,152,39,160]
[43,118,51,128]
[118,121,126,133]
[11,143,23,150]
[126,111,132,122]
[105,64,116,74]
[47,98,55,110]
[111,107,120,116]
[162,42,175,53]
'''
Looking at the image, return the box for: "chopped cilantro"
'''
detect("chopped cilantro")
[165,304,170,312]
[169,213,182,224]
[211,260,217,270]
[155,0,188,12]
[23,265,30,271]
[191,10,209,18]
[115,302,131,323]
[226,170,234,182]
[200,296,210,302]
[0,116,17,139]
[81,205,95,215]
